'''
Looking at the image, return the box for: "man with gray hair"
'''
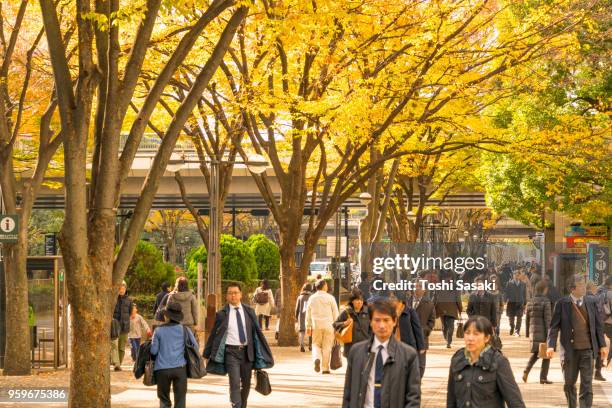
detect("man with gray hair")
[547,274,607,408]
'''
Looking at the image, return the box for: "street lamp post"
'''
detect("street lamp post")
[168,154,268,318]
[357,192,372,290]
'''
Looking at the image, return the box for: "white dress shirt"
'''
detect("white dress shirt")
[570,294,584,307]
[364,337,389,408]
[226,303,248,346]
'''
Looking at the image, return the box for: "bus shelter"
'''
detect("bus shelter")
[0,256,68,369]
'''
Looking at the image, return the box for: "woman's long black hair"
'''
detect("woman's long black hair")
[463,316,495,347]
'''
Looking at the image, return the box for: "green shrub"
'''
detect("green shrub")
[186,235,258,287]
[246,234,280,281]
[125,240,176,295]
[131,294,157,320]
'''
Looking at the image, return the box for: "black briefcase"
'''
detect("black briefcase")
[255,369,272,395]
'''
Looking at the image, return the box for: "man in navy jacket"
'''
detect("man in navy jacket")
[204,283,274,408]
[547,275,607,408]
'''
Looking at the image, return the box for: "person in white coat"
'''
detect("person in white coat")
[306,279,339,374]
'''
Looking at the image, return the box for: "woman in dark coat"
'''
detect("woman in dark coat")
[447,316,525,408]
[523,281,552,384]
[295,283,312,352]
[334,288,371,357]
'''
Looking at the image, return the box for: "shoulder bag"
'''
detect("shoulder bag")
[183,326,206,379]
[335,318,353,344]
[143,356,156,386]
[330,341,343,370]
[456,319,464,339]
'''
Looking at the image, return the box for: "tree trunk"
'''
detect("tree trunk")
[277,233,301,346]
[59,228,115,408]
[2,226,30,375]
[67,270,113,408]
[167,237,177,265]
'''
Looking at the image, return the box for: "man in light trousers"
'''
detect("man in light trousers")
[306,279,339,374]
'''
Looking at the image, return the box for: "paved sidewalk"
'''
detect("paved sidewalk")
[1,316,611,407]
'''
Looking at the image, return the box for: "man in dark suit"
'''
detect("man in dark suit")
[409,281,436,378]
[467,275,498,330]
[547,275,608,408]
[505,269,526,336]
[204,283,274,408]
[434,270,463,348]
[390,296,425,348]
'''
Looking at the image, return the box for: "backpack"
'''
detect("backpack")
[254,290,269,305]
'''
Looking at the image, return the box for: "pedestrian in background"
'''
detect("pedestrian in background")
[274,286,282,340]
[434,270,463,348]
[253,279,275,330]
[467,275,497,331]
[505,270,526,337]
[342,299,420,408]
[306,279,339,374]
[600,277,612,368]
[447,316,525,408]
[112,281,133,371]
[128,303,151,363]
[154,282,171,319]
[586,280,607,381]
[167,277,198,334]
[295,283,312,352]
[334,288,370,358]
[204,283,274,408]
[523,281,552,384]
[547,275,608,408]
[488,273,504,336]
[543,274,561,308]
[151,302,198,408]
[410,281,436,378]
[390,295,426,370]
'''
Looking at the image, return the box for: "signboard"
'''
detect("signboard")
[565,225,608,238]
[588,243,609,285]
[326,236,347,257]
[0,215,19,244]
[45,233,57,256]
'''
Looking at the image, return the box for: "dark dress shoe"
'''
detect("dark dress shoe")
[594,372,606,381]
[540,380,553,384]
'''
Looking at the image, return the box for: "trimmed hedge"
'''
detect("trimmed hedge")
[125,240,176,295]
[246,234,280,281]
[186,235,258,287]
[132,294,157,320]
